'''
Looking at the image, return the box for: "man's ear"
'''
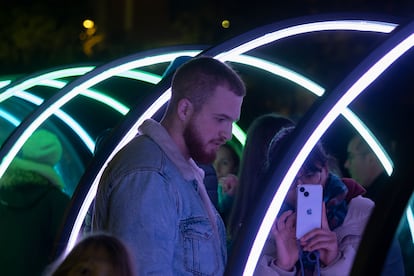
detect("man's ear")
[177,98,193,121]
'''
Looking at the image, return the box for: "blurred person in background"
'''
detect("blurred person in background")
[45,232,136,276]
[214,143,240,224]
[344,133,395,202]
[0,129,70,276]
[344,133,405,276]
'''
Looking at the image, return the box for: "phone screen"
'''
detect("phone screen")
[296,184,323,239]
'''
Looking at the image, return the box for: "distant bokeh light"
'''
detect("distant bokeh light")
[222,19,230,29]
[83,19,95,29]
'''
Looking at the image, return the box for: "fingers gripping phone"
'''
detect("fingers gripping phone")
[296,184,323,239]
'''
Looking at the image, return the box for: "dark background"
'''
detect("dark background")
[2,0,414,76]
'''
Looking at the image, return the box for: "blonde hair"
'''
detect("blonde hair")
[49,233,136,276]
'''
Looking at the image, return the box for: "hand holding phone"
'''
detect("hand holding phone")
[296,184,323,239]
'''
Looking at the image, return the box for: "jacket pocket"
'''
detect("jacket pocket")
[180,217,221,275]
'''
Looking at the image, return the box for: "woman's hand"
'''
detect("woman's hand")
[299,203,339,266]
[271,210,299,271]
[218,174,239,196]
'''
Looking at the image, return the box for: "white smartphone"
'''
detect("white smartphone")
[296,184,323,239]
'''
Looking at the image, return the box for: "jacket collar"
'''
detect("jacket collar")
[138,119,200,182]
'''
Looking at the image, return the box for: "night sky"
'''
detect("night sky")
[1,0,413,75]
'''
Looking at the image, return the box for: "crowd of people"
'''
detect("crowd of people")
[2,56,407,275]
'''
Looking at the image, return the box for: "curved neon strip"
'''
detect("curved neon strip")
[14,91,96,152]
[115,70,162,84]
[232,123,246,146]
[0,80,11,89]
[407,206,414,244]
[0,51,202,103]
[62,19,399,255]
[39,79,131,115]
[1,68,167,153]
[0,67,94,103]
[215,20,396,61]
[244,32,414,276]
[230,55,325,96]
[341,109,393,175]
[0,51,205,181]
[0,108,20,126]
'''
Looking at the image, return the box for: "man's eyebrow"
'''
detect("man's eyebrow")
[217,113,239,121]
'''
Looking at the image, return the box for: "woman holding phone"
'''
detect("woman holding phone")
[255,126,374,276]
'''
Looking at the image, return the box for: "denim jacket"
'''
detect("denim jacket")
[93,119,227,275]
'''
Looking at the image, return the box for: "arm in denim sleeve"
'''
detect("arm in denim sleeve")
[105,170,178,275]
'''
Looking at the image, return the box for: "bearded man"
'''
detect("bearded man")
[93,56,245,275]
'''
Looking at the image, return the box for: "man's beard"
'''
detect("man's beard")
[183,119,217,164]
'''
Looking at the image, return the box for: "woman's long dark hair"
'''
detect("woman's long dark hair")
[226,114,294,245]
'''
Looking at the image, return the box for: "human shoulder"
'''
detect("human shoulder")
[335,196,374,244]
[108,134,164,172]
[349,195,374,208]
[348,195,375,218]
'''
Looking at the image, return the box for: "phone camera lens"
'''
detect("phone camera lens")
[300,187,305,192]
[304,191,309,197]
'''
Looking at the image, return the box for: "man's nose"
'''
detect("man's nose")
[221,124,233,141]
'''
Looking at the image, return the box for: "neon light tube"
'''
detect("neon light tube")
[215,20,396,62]
[0,80,11,89]
[0,67,94,103]
[407,206,414,244]
[38,79,130,115]
[0,108,20,126]
[14,91,96,153]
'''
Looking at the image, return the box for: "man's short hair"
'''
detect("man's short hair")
[170,56,246,111]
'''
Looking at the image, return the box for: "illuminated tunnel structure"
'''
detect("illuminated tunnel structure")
[0,13,413,275]
[1,46,394,197]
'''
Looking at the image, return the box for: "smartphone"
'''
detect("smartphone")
[296,184,323,239]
